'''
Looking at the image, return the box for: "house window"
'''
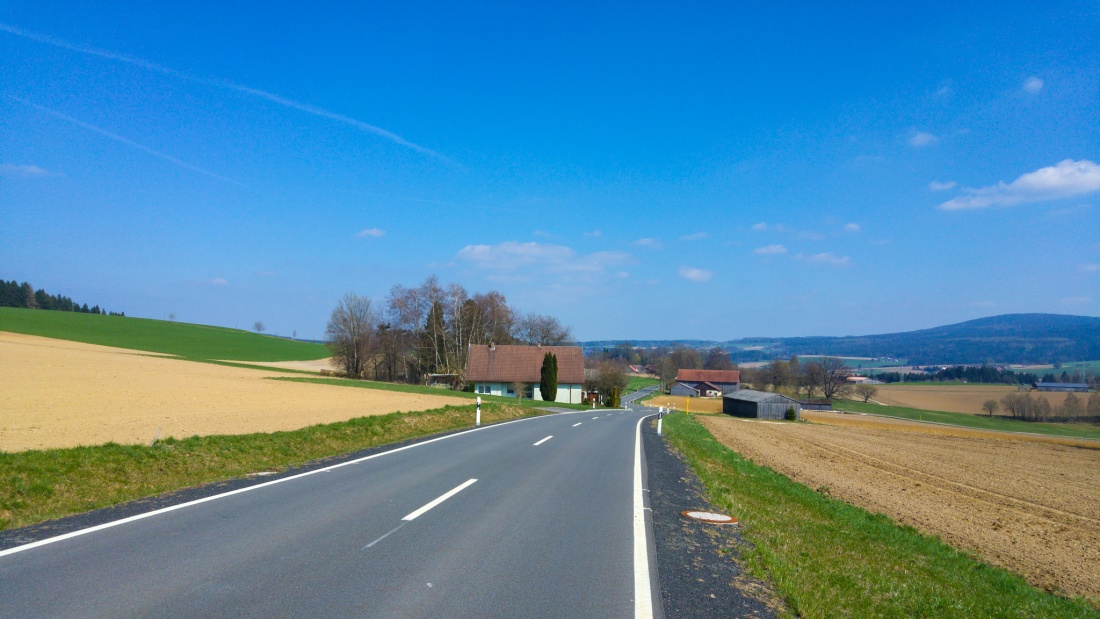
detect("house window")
[477,384,491,394]
[506,384,515,394]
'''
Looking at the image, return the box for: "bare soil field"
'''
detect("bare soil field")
[644,394,724,413]
[233,358,335,372]
[0,332,467,452]
[874,383,1080,414]
[698,413,1100,600]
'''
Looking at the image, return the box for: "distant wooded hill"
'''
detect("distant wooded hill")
[581,314,1100,365]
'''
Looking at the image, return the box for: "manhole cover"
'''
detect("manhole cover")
[681,510,738,524]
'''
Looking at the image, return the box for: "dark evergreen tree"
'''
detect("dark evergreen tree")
[540,352,558,401]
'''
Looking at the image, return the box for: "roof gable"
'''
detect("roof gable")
[466,345,585,384]
[675,369,741,384]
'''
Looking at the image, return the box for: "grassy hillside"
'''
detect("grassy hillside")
[0,307,328,361]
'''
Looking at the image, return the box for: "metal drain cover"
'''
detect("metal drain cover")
[681,510,738,524]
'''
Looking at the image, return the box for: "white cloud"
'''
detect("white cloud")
[796,252,850,266]
[583,229,602,237]
[210,278,229,286]
[634,237,663,249]
[533,230,552,238]
[455,241,633,284]
[843,223,861,233]
[929,180,957,191]
[678,267,714,282]
[908,131,939,148]
[938,159,1100,211]
[1082,263,1100,273]
[355,228,385,238]
[1023,76,1044,94]
[0,163,49,178]
[933,84,954,98]
[680,232,708,241]
[752,222,768,231]
[754,244,788,255]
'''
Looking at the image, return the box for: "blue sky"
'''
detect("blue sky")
[2,1,1098,341]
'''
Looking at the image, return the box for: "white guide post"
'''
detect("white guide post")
[476,396,481,427]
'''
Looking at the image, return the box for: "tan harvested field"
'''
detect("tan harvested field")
[644,394,723,413]
[233,357,335,372]
[698,413,1100,600]
[0,332,467,452]
[875,383,1082,415]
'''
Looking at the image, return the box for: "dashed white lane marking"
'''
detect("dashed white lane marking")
[533,435,553,446]
[402,479,478,521]
[572,422,583,427]
[363,523,406,549]
[592,416,599,420]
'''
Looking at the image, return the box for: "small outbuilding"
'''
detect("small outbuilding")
[723,389,801,420]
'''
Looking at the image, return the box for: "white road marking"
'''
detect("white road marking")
[592,416,599,420]
[363,523,406,549]
[402,479,477,522]
[572,422,582,427]
[533,435,553,446]
[633,414,655,619]
[0,414,551,559]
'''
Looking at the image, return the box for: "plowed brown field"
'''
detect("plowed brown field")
[874,383,1080,415]
[698,413,1100,601]
[0,332,467,452]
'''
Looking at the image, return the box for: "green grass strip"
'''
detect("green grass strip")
[626,376,661,392]
[0,307,328,361]
[0,402,542,532]
[662,413,1099,617]
[270,376,593,409]
[834,399,1100,441]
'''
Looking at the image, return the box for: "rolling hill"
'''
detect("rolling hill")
[0,307,329,361]
[583,314,1100,365]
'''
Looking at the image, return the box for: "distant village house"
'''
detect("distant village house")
[466,343,585,404]
[1032,382,1090,393]
[670,369,741,397]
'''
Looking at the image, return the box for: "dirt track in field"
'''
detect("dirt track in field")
[0,332,468,452]
[698,413,1100,601]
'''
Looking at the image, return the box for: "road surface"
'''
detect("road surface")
[0,407,660,618]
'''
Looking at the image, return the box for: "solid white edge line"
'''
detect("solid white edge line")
[401,478,477,522]
[634,414,655,619]
[0,412,572,560]
[533,435,553,446]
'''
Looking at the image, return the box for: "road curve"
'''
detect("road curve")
[0,407,660,618]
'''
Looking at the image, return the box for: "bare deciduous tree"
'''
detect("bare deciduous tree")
[1061,393,1083,420]
[819,357,853,400]
[982,399,998,417]
[514,312,574,346]
[325,293,377,378]
[253,321,265,334]
[855,383,878,403]
[703,347,734,370]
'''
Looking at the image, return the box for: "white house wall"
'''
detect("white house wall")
[474,382,582,404]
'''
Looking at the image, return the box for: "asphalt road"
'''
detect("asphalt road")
[0,408,660,618]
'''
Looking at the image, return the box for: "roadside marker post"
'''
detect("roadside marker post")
[476,396,481,427]
[657,409,663,436]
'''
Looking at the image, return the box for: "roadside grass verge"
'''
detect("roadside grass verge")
[270,376,593,410]
[0,402,541,532]
[834,399,1100,441]
[0,307,328,361]
[662,413,1099,617]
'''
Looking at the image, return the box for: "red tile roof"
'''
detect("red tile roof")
[466,345,585,384]
[675,369,741,384]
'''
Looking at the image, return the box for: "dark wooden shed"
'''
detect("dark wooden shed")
[723,389,801,420]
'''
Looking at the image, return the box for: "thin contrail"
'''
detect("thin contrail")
[9,96,244,186]
[0,22,451,163]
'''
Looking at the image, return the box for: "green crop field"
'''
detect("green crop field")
[0,307,328,361]
[626,375,660,392]
[834,399,1100,441]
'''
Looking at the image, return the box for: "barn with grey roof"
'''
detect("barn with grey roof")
[723,389,801,420]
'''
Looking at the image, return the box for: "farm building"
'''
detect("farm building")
[466,343,585,404]
[1032,382,1090,393]
[799,399,833,411]
[723,389,801,420]
[671,369,740,397]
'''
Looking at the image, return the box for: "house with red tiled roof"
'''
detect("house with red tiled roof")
[466,343,585,404]
[670,368,741,397]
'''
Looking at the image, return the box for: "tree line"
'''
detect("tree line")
[871,365,1097,388]
[994,391,1100,423]
[325,276,573,384]
[0,279,122,316]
